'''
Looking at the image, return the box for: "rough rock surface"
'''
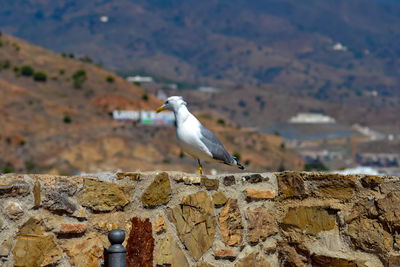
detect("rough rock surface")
[281,206,336,236]
[13,217,62,266]
[212,191,228,207]
[154,214,167,234]
[247,207,278,244]
[65,234,107,267]
[2,171,400,267]
[235,252,270,267]
[245,189,276,201]
[201,176,219,190]
[219,198,244,246]
[141,172,171,207]
[155,233,188,267]
[78,178,133,211]
[126,217,155,267]
[346,217,393,254]
[171,191,216,260]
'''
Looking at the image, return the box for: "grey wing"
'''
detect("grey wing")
[199,125,235,164]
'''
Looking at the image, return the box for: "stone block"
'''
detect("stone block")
[154,215,167,234]
[155,233,188,267]
[247,207,278,244]
[377,192,400,231]
[281,206,336,236]
[174,175,202,184]
[116,172,140,180]
[346,217,392,254]
[212,191,227,207]
[58,223,87,235]
[13,217,62,266]
[276,171,305,199]
[310,254,358,267]
[0,179,30,198]
[243,174,268,183]
[78,178,133,211]
[223,175,235,186]
[5,201,24,219]
[306,173,356,199]
[214,249,236,261]
[171,191,216,260]
[201,176,219,190]
[141,172,171,208]
[33,180,41,207]
[65,234,107,267]
[245,189,275,201]
[126,217,154,267]
[219,198,243,246]
[235,252,270,267]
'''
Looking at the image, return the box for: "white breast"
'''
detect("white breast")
[176,115,213,161]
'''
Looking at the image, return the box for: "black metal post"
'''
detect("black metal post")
[108,229,126,267]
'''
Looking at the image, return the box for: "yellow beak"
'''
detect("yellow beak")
[156,105,165,113]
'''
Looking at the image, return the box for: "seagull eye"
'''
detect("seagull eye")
[166,101,169,104]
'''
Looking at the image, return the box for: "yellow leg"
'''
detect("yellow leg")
[197,159,203,175]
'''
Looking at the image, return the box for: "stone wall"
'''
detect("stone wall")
[0,171,400,266]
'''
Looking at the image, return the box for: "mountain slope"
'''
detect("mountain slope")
[1,0,400,103]
[0,34,302,174]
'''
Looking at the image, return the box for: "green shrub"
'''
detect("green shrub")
[61,53,67,58]
[12,43,20,51]
[134,81,141,87]
[3,163,14,174]
[3,60,10,69]
[233,152,241,161]
[20,139,26,146]
[217,118,225,125]
[304,161,328,171]
[106,75,115,83]
[33,71,47,82]
[0,40,3,47]
[162,157,171,164]
[142,93,149,101]
[72,69,87,88]
[25,160,36,173]
[13,66,19,72]
[21,65,34,76]
[63,115,72,123]
[59,69,65,75]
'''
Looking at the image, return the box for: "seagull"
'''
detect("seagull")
[156,96,245,174]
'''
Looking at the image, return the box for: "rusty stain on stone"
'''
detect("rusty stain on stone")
[126,217,154,267]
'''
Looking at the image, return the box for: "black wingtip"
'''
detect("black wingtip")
[237,162,245,170]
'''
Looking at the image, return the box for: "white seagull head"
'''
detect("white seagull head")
[156,96,187,113]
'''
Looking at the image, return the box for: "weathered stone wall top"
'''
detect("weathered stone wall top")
[0,171,399,266]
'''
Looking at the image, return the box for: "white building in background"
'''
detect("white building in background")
[332,42,348,51]
[198,86,219,92]
[100,16,109,23]
[112,110,174,126]
[112,110,140,121]
[352,124,385,141]
[289,113,336,124]
[126,76,154,83]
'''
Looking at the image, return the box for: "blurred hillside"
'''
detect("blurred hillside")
[0,34,302,174]
[1,0,400,104]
